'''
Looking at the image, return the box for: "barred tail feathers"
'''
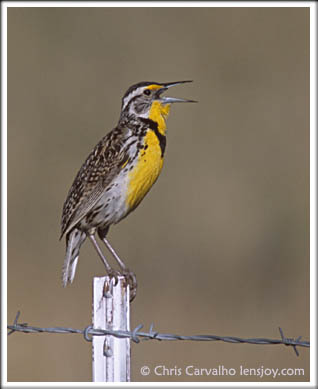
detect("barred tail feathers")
[62,229,86,287]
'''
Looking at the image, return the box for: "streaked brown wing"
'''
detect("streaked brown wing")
[60,127,129,238]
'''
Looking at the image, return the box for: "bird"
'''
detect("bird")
[60,80,196,301]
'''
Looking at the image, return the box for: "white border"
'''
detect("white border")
[0,1,316,7]
[1,0,8,386]
[309,2,317,387]
[1,1,316,388]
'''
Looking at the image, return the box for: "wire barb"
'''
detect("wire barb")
[148,323,159,341]
[131,324,143,343]
[7,310,28,335]
[7,312,309,356]
[279,327,300,357]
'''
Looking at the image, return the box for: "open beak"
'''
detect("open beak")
[158,80,197,104]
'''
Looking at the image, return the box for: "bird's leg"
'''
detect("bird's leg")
[88,234,120,284]
[101,236,137,302]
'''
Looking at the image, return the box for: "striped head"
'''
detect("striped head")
[120,80,196,123]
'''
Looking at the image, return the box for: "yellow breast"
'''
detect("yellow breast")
[126,130,164,210]
[126,101,171,210]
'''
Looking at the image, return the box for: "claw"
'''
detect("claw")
[106,268,137,302]
[107,269,120,286]
[122,270,137,302]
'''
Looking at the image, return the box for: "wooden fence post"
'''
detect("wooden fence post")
[92,276,130,382]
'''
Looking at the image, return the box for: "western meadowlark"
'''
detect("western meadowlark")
[60,80,196,301]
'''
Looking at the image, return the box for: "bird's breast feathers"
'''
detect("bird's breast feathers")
[126,128,164,211]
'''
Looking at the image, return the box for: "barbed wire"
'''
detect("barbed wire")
[7,311,309,356]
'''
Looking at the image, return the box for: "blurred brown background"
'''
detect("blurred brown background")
[7,7,309,383]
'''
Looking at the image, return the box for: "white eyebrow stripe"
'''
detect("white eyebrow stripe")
[122,88,143,111]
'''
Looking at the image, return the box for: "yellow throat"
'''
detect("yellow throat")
[149,100,171,135]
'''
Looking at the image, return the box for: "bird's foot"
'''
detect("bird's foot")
[122,269,137,302]
[106,268,121,286]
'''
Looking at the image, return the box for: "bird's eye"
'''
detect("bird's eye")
[143,89,151,96]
